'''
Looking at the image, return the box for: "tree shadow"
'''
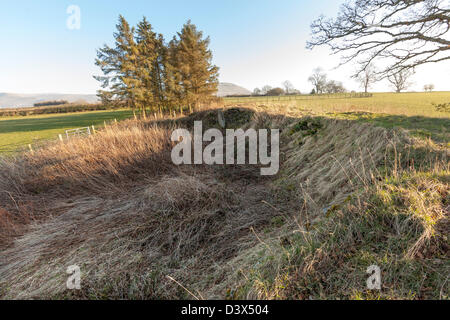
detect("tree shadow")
[334,112,449,144]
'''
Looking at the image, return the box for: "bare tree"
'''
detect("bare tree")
[388,69,415,93]
[325,80,347,93]
[282,80,295,94]
[261,85,273,95]
[308,67,327,94]
[307,0,450,79]
[429,83,436,91]
[253,88,262,96]
[355,63,377,93]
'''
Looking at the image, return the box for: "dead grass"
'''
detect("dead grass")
[0,106,448,300]
[233,164,449,300]
[221,121,449,299]
[0,120,175,249]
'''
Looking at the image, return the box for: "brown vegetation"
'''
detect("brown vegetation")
[0,107,448,299]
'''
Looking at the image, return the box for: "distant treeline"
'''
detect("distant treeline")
[33,100,69,107]
[0,103,122,117]
[223,92,374,103]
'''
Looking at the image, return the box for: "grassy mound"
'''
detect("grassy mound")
[0,107,448,299]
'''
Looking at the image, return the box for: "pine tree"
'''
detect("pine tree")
[150,34,168,114]
[168,21,219,113]
[95,17,220,115]
[165,39,184,113]
[135,17,160,114]
[94,16,141,111]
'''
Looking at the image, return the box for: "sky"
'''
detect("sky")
[1,0,449,94]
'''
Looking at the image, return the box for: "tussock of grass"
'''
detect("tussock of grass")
[0,107,448,300]
[0,120,174,248]
[231,167,449,300]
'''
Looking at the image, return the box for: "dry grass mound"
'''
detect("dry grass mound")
[0,121,174,248]
[0,107,448,300]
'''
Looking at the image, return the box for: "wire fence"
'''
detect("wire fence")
[1,121,111,155]
[1,110,182,155]
[224,92,373,104]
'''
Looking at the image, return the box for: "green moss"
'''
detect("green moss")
[289,119,323,136]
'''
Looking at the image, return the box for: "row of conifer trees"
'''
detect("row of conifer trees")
[94,16,220,115]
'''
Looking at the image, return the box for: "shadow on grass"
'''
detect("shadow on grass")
[332,112,449,144]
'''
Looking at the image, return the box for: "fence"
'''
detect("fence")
[65,127,92,139]
[5,109,209,155]
[224,92,373,104]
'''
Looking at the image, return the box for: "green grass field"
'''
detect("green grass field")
[225,92,450,118]
[0,109,134,154]
[227,92,450,145]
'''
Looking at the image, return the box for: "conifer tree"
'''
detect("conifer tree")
[151,34,168,113]
[95,17,220,115]
[168,21,219,113]
[135,17,160,114]
[164,40,184,112]
[94,16,139,110]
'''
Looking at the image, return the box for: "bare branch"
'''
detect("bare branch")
[307,0,450,78]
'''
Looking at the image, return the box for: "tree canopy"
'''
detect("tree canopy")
[94,16,219,114]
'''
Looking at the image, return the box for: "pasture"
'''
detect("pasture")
[0,109,134,154]
[226,92,450,145]
[225,92,450,118]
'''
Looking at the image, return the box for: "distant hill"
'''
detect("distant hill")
[216,83,251,97]
[0,83,249,108]
[0,93,98,108]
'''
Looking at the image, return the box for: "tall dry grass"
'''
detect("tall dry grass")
[0,110,285,299]
[0,120,175,248]
[0,107,447,299]
[215,114,449,300]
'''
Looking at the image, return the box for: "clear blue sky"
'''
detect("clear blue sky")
[1,0,449,94]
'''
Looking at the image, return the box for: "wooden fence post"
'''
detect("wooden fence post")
[28,144,33,153]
